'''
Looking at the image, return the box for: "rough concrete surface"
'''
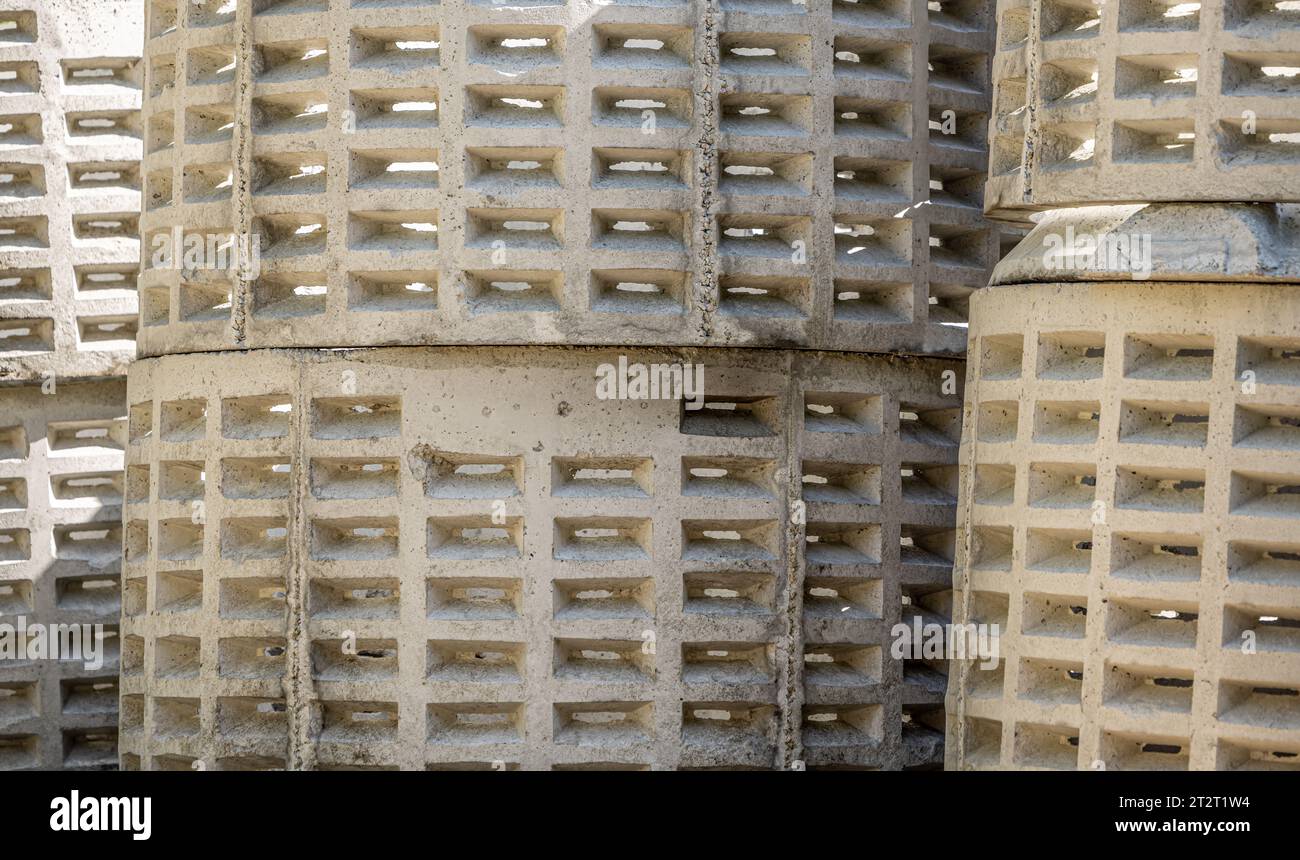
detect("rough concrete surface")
[0,379,125,770]
[120,345,961,770]
[986,0,1300,221]
[947,279,1300,770]
[0,0,142,384]
[134,0,1002,358]
[993,202,1300,285]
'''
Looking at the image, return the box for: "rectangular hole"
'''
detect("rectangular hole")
[310,517,399,561]
[589,268,686,315]
[804,392,883,434]
[427,577,521,621]
[682,642,774,685]
[720,31,811,76]
[465,207,560,250]
[594,147,688,190]
[1115,466,1206,514]
[718,151,811,197]
[833,219,911,266]
[218,637,287,679]
[592,86,690,129]
[219,517,287,561]
[222,457,291,499]
[156,569,202,614]
[1118,400,1209,447]
[806,579,889,620]
[309,578,400,620]
[718,274,810,319]
[468,25,563,70]
[902,462,959,505]
[219,577,286,620]
[427,517,523,560]
[466,146,561,190]
[1023,592,1089,640]
[311,638,397,681]
[682,519,778,562]
[1032,400,1100,444]
[805,522,882,567]
[554,517,652,561]
[1230,470,1300,518]
[349,149,438,191]
[49,418,126,454]
[350,26,438,68]
[552,456,651,498]
[253,152,326,196]
[554,577,654,621]
[832,36,910,80]
[835,96,910,140]
[311,396,400,439]
[1027,461,1096,509]
[555,639,652,683]
[1107,599,1198,649]
[720,92,811,137]
[683,571,774,616]
[429,640,525,684]
[465,84,563,128]
[252,92,329,135]
[349,270,436,312]
[900,403,962,446]
[464,269,561,314]
[349,87,438,130]
[222,395,291,439]
[680,396,777,438]
[347,210,438,252]
[255,39,328,83]
[428,703,524,745]
[593,24,691,70]
[1018,658,1084,706]
[1223,52,1300,96]
[590,208,686,253]
[1228,540,1300,587]
[683,456,776,499]
[833,156,910,203]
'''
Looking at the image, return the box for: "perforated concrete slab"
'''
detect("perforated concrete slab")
[986,0,1300,221]
[119,345,961,770]
[0,379,124,770]
[947,280,1300,770]
[134,0,1000,358]
[0,0,141,384]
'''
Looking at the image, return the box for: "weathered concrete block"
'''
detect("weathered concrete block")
[0,379,124,770]
[0,1,141,384]
[134,0,1002,358]
[120,345,960,770]
[947,279,1300,770]
[986,0,1300,221]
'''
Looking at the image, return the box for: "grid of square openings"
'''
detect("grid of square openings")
[0,4,141,380]
[949,283,1300,771]
[136,0,997,357]
[0,381,125,771]
[987,0,1300,220]
[118,346,961,769]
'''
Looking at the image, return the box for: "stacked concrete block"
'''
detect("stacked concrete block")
[124,0,1005,770]
[945,0,1300,770]
[0,0,142,769]
[119,347,961,770]
[133,0,999,357]
[986,0,1300,221]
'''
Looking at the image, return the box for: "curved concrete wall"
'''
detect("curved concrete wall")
[135,0,1001,357]
[119,345,960,770]
[985,0,1300,221]
[947,279,1300,770]
[0,0,141,384]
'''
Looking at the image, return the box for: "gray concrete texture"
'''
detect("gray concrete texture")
[0,379,125,770]
[946,278,1300,770]
[135,0,1002,358]
[0,0,142,384]
[120,345,961,770]
[985,0,1300,222]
